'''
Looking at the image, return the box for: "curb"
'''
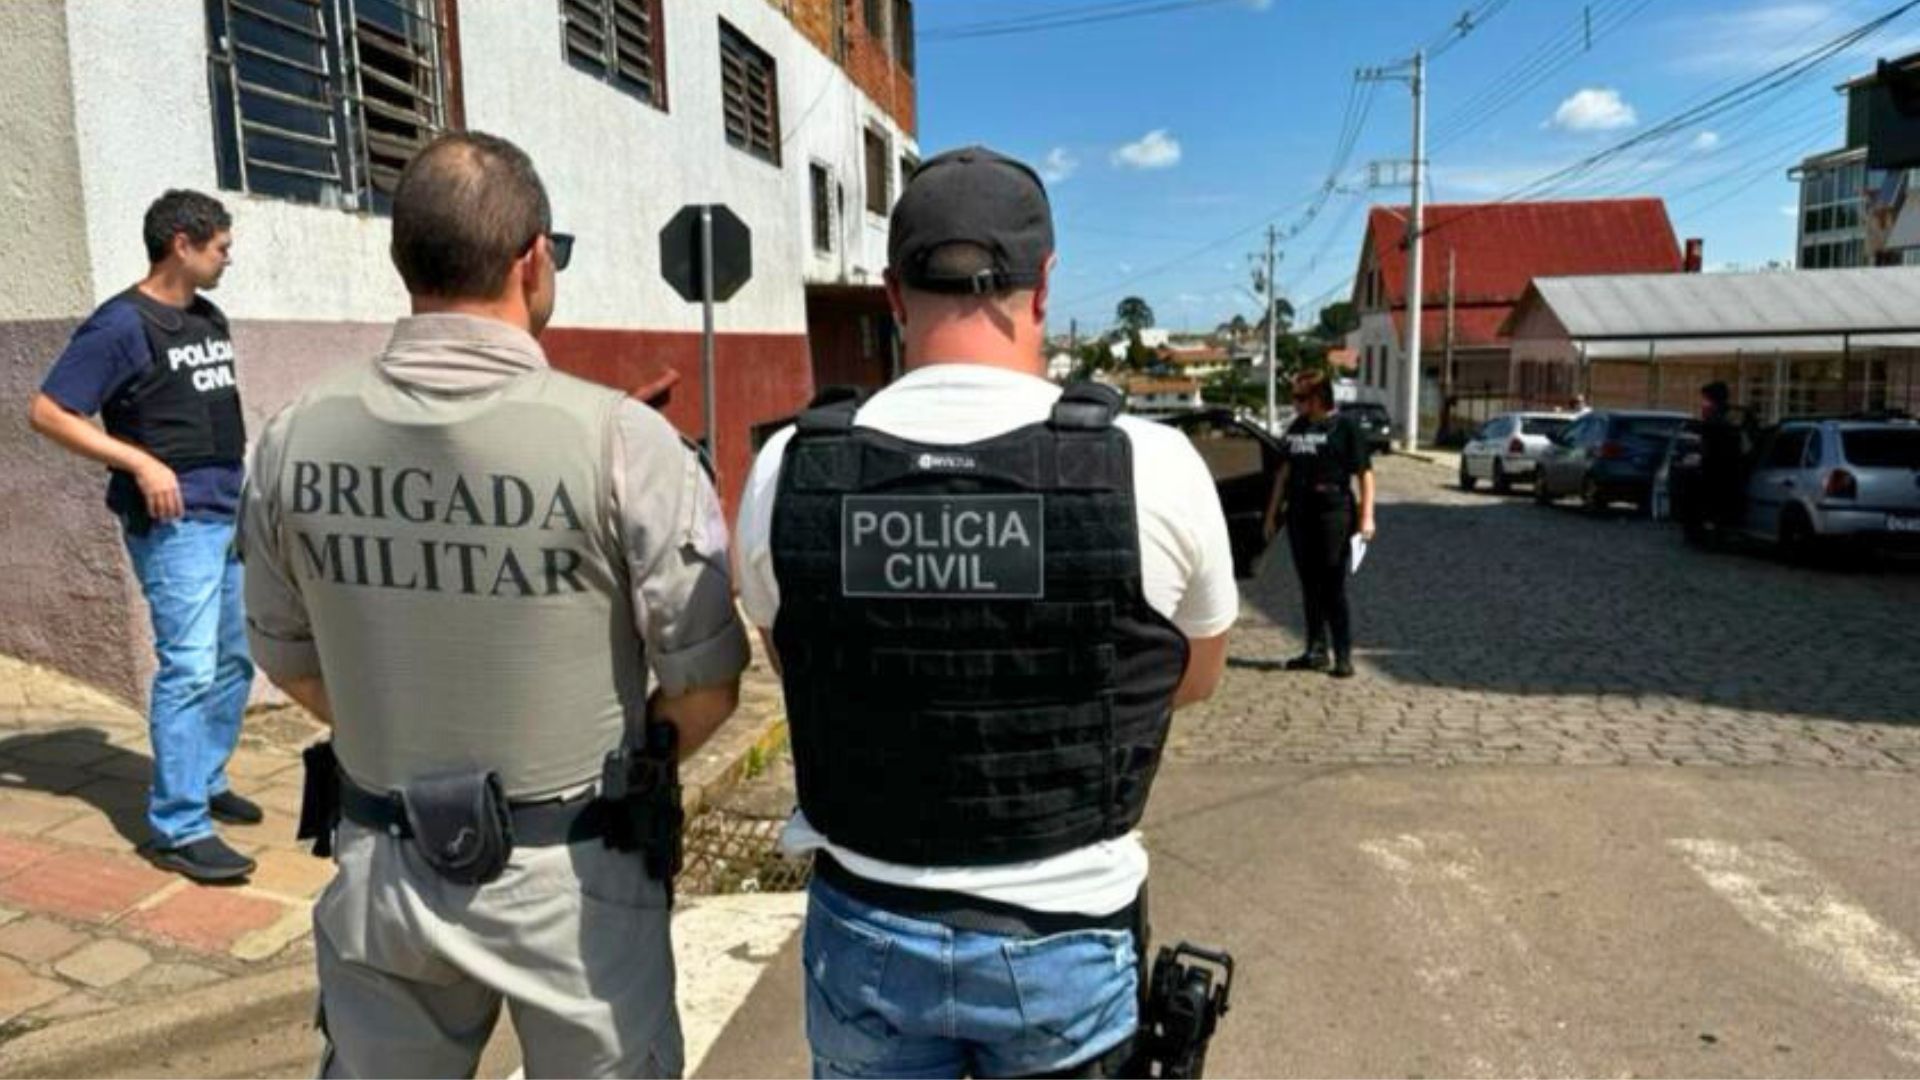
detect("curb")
[0,705,791,1079]
[0,963,312,1079]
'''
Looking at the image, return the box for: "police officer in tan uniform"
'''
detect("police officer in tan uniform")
[240,132,748,1078]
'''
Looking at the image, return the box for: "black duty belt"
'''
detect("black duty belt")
[338,773,610,847]
[814,851,1140,939]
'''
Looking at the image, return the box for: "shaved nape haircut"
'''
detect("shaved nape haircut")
[390,131,551,300]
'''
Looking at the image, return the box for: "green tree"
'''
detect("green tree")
[1313,301,1359,342]
[1115,296,1155,334]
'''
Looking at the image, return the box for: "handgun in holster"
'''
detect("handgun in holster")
[599,721,685,900]
[1128,942,1235,1078]
[295,740,342,858]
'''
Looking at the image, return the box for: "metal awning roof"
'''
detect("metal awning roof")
[1511,267,1920,357]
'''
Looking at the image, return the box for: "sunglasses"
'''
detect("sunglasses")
[548,232,575,272]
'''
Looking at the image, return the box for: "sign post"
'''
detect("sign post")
[660,204,752,474]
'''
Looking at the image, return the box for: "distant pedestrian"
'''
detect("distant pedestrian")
[1698,380,1745,533]
[1264,371,1377,679]
[27,190,260,883]
[1569,393,1590,416]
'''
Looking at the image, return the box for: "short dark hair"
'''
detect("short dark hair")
[390,132,551,300]
[1701,380,1730,406]
[143,190,231,264]
[1295,369,1335,408]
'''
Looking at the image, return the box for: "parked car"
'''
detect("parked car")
[1458,412,1576,493]
[1341,401,1394,455]
[1534,410,1690,513]
[1649,421,1704,523]
[1735,416,1920,561]
[1158,408,1283,578]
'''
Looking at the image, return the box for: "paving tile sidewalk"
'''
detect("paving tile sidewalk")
[0,646,789,1046]
[0,655,322,1039]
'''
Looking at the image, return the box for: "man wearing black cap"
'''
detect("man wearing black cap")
[735,147,1238,1077]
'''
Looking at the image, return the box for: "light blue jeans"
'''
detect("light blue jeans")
[123,518,253,847]
[803,876,1139,1078]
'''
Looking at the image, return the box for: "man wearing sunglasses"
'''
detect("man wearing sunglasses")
[240,131,747,1077]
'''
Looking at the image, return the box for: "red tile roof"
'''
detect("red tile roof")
[1388,308,1517,352]
[1360,198,1681,348]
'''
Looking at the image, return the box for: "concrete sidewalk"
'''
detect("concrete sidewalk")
[0,647,788,1068]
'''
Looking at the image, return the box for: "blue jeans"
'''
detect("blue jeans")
[802,877,1139,1079]
[123,519,253,847]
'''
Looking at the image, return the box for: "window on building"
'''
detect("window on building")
[864,0,886,43]
[719,20,779,166]
[899,151,920,192]
[864,126,890,215]
[561,0,668,110]
[810,162,834,254]
[206,0,450,213]
[892,0,915,73]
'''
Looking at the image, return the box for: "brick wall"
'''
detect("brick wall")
[772,0,917,135]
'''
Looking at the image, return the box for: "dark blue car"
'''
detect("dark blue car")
[1534,410,1689,514]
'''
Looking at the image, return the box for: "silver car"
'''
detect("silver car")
[1458,412,1576,493]
[1742,417,1920,558]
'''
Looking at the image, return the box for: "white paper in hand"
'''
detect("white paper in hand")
[1349,534,1368,575]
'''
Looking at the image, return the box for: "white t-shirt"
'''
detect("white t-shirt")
[734,363,1239,915]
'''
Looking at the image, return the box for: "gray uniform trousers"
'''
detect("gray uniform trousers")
[314,819,683,1078]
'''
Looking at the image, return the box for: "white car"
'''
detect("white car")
[1459,412,1577,493]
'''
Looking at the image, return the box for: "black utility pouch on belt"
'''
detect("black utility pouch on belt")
[296,741,341,858]
[402,769,515,885]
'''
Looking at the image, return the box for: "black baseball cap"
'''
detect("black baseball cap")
[888,146,1054,295]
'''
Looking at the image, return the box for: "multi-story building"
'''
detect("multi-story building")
[1792,50,1920,269]
[1,0,916,701]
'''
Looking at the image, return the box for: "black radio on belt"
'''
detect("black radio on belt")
[599,720,684,891]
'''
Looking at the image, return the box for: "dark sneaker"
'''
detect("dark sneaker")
[210,790,264,825]
[1329,658,1356,679]
[1284,652,1330,672]
[149,836,256,883]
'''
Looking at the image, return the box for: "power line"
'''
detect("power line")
[1419,0,1919,247]
[921,0,1242,42]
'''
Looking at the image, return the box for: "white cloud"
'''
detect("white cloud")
[1780,204,1801,217]
[1112,129,1183,170]
[1549,88,1638,132]
[1692,130,1722,152]
[1040,147,1079,184]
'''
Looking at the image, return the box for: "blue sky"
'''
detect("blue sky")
[912,0,1920,336]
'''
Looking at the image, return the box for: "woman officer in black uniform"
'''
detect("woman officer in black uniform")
[1262,370,1377,678]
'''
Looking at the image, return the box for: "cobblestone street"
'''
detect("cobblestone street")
[1173,454,1920,771]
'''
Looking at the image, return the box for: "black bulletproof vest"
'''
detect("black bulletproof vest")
[101,289,246,474]
[770,382,1190,867]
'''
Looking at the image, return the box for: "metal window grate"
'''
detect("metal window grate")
[561,0,666,110]
[720,20,780,167]
[810,163,834,254]
[892,0,914,73]
[207,0,447,212]
[864,127,889,215]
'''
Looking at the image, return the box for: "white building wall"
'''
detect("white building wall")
[59,0,913,331]
[0,1,93,322]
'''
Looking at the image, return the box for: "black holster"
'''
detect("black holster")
[1127,942,1235,1078]
[599,722,685,897]
[296,741,342,858]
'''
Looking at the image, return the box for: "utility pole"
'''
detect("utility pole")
[1405,48,1427,453]
[1361,49,1428,452]
[1264,224,1280,432]
[1443,247,1456,436]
